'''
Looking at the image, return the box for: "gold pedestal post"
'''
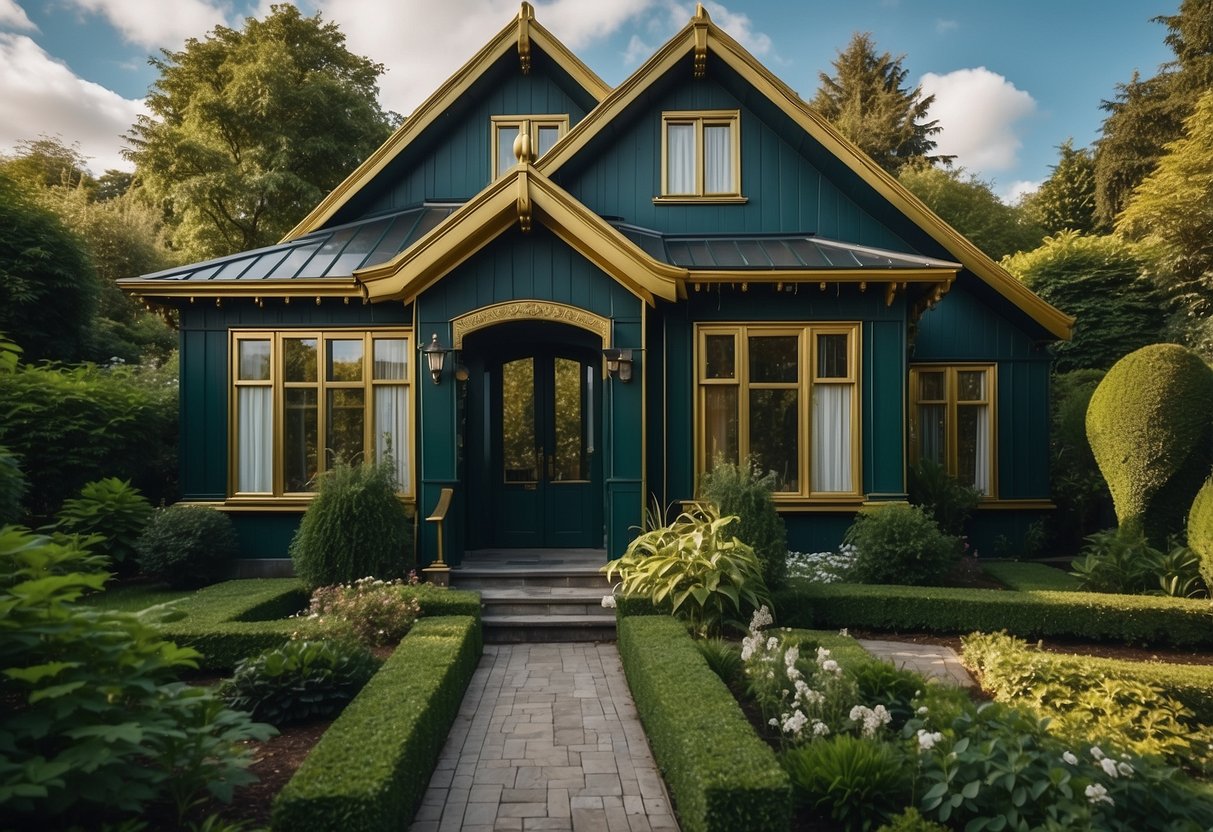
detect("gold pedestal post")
[421,487,454,587]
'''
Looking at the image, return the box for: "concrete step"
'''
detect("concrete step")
[477,586,611,617]
[452,567,610,590]
[482,613,617,644]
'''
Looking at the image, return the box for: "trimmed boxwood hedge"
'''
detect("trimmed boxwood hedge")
[271,615,482,832]
[772,581,1213,648]
[617,615,790,832]
[981,561,1081,592]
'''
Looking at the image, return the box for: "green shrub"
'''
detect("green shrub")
[875,807,948,832]
[844,504,961,586]
[222,639,378,728]
[772,581,1213,648]
[0,526,273,826]
[1189,477,1213,590]
[981,561,1081,591]
[289,459,413,591]
[1070,528,1207,597]
[695,637,742,686]
[137,504,238,588]
[604,503,770,636]
[781,736,909,831]
[51,477,152,573]
[271,616,482,832]
[304,577,422,646]
[0,445,26,525]
[1086,344,1213,543]
[616,615,791,832]
[0,360,177,518]
[906,459,979,536]
[700,458,788,588]
[1048,369,1112,553]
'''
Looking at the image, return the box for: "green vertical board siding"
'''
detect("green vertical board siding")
[785,514,854,556]
[864,320,906,496]
[229,513,303,559]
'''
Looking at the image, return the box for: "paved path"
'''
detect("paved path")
[857,639,975,687]
[410,643,679,832]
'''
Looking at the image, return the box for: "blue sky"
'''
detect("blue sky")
[0,0,1177,201]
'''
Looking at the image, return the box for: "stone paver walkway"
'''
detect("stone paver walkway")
[857,639,975,687]
[410,643,678,832]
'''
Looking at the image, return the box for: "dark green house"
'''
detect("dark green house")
[121,4,1072,571]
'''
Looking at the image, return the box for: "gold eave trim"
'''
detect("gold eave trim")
[281,5,610,242]
[354,166,683,306]
[119,278,362,300]
[687,269,957,284]
[535,11,1074,341]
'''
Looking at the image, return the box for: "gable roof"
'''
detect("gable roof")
[280,2,610,242]
[536,5,1073,340]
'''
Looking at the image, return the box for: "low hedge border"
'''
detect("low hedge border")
[160,579,481,670]
[772,581,1213,648]
[981,561,1081,592]
[617,615,791,832]
[271,615,482,831]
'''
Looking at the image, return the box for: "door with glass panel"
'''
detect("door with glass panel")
[493,348,599,548]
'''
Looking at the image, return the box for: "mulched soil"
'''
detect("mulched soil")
[213,718,334,829]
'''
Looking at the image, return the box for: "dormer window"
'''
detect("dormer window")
[659,110,744,202]
[491,115,569,178]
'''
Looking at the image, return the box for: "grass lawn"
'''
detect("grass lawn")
[82,582,195,611]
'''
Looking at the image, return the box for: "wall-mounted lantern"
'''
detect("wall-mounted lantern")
[602,347,634,382]
[423,333,446,384]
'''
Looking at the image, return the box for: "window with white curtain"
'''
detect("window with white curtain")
[490,115,569,178]
[697,323,859,500]
[661,111,741,198]
[231,330,412,498]
[909,365,995,496]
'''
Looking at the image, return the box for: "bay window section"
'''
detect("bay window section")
[231,330,412,499]
[910,365,995,496]
[697,324,859,500]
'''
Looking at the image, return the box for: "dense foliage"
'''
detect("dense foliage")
[125,4,394,260]
[899,166,1044,259]
[303,577,422,646]
[700,458,788,589]
[782,735,909,831]
[1070,528,1206,598]
[50,477,152,573]
[222,638,378,727]
[0,526,273,826]
[843,503,961,586]
[0,446,26,526]
[137,504,239,588]
[289,459,414,591]
[1047,370,1112,553]
[906,459,979,536]
[1085,344,1213,542]
[1020,139,1099,235]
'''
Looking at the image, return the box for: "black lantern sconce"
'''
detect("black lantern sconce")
[602,348,634,382]
[423,333,447,384]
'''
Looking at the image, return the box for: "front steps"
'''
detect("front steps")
[451,549,616,643]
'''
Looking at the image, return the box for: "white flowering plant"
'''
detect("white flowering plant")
[785,544,858,583]
[299,575,422,646]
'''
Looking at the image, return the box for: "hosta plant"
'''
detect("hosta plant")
[603,503,770,636]
[49,477,153,572]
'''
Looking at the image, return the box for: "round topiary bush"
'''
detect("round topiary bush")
[1189,477,1213,591]
[136,504,238,588]
[844,503,962,586]
[289,459,413,591]
[1086,344,1213,542]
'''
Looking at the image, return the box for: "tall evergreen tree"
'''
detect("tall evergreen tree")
[1021,140,1098,235]
[125,4,394,261]
[812,32,953,174]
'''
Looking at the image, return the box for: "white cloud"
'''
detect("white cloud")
[934,18,958,34]
[1002,179,1041,205]
[623,34,653,67]
[0,33,146,173]
[0,0,36,31]
[920,67,1036,173]
[64,0,231,49]
[663,1,771,56]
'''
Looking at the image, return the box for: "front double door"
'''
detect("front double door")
[489,347,601,549]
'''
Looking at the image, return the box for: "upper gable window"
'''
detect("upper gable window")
[659,110,744,202]
[491,115,569,178]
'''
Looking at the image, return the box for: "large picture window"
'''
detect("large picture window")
[909,365,995,496]
[661,111,742,199]
[697,324,859,499]
[491,115,569,178]
[231,330,412,498]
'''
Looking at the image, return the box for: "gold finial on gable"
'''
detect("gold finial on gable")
[512,125,534,164]
[692,4,710,78]
[518,2,534,74]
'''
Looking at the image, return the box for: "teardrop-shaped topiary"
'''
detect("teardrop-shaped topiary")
[1189,477,1213,590]
[1086,344,1213,542]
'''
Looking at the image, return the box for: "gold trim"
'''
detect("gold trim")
[652,196,748,205]
[491,114,570,178]
[908,363,998,499]
[451,300,611,349]
[178,497,417,513]
[517,1,533,73]
[534,12,1073,340]
[282,5,610,241]
[122,278,362,302]
[689,269,956,284]
[692,4,708,77]
[660,110,741,198]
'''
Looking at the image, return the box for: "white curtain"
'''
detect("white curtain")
[704,124,731,193]
[667,124,695,193]
[812,383,852,492]
[237,386,272,492]
[973,404,990,495]
[375,386,408,492]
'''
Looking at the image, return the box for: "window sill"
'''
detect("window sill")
[180,496,415,513]
[653,195,748,205]
[975,499,1055,511]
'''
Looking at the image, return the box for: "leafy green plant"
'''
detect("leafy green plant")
[1069,527,1160,593]
[1152,541,1207,598]
[874,807,948,832]
[0,526,274,827]
[221,639,378,727]
[694,637,742,686]
[700,457,789,589]
[848,661,923,731]
[50,477,153,573]
[603,503,771,637]
[907,458,979,536]
[290,459,414,591]
[781,735,910,831]
[303,577,423,646]
[844,503,962,586]
[137,504,238,588]
[0,445,26,525]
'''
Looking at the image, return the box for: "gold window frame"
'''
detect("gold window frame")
[228,329,414,501]
[657,110,745,203]
[908,364,998,499]
[490,114,570,178]
[694,322,861,503]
